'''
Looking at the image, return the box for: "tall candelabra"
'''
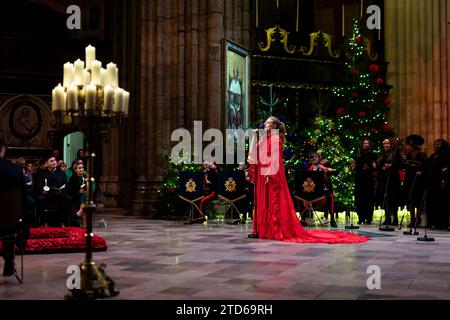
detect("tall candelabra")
[53,45,127,299]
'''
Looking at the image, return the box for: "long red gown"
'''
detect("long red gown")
[249,133,368,244]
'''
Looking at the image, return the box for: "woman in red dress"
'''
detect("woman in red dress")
[248,116,368,244]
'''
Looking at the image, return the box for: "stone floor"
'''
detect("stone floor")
[1,209,450,300]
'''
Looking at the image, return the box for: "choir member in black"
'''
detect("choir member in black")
[422,139,450,230]
[376,138,402,225]
[354,138,377,224]
[402,135,427,227]
[35,155,72,226]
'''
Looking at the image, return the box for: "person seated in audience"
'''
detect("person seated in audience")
[68,162,87,227]
[34,155,72,227]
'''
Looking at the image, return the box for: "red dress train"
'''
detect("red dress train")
[249,134,368,244]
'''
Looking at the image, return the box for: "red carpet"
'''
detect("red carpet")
[0,227,107,254]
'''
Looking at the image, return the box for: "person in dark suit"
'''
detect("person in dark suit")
[0,133,26,276]
[35,154,72,226]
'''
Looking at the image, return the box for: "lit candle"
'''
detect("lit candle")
[103,85,114,113]
[52,83,66,112]
[91,60,102,85]
[83,69,91,86]
[66,84,78,112]
[113,88,123,113]
[73,59,85,86]
[122,90,130,115]
[106,62,117,87]
[85,84,97,110]
[85,45,96,70]
[63,62,74,87]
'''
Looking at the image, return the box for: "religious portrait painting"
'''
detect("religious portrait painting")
[225,40,249,130]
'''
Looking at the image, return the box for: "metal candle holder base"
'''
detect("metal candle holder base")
[65,204,119,299]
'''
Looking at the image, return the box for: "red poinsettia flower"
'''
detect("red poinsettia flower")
[384,97,392,106]
[369,64,380,74]
[359,111,366,118]
[352,69,360,76]
[336,107,346,115]
[376,77,384,85]
[355,37,362,44]
[352,92,358,98]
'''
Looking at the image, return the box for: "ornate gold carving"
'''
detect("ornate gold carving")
[258,26,276,52]
[185,179,197,193]
[225,177,237,192]
[302,178,316,193]
[300,31,340,59]
[258,25,296,54]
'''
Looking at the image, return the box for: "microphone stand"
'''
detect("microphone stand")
[379,158,395,232]
[403,174,420,235]
[416,156,437,242]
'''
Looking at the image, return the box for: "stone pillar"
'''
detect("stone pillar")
[385,0,450,153]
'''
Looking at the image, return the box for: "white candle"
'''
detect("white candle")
[100,68,107,86]
[106,62,117,87]
[103,85,114,113]
[73,59,85,86]
[85,84,97,110]
[66,84,78,112]
[91,60,102,85]
[83,69,91,86]
[52,83,66,112]
[113,88,123,113]
[63,62,74,87]
[85,45,96,70]
[122,90,130,115]
[115,66,119,88]
[51,88,56,112]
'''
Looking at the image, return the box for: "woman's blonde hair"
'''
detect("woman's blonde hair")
[267,116,286,143]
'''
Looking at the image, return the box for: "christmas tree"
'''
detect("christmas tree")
[302,19,395,211]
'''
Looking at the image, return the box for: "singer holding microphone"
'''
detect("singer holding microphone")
[247,116,368,244]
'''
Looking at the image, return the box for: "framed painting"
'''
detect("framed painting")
[225,40,250,131]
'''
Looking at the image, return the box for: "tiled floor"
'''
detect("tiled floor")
[1,210,450,300]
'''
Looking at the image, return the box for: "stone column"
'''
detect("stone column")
[385,0,450,153]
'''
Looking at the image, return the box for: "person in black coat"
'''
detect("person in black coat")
[402,135,427,227]
[422,139,450,229]
[68,162,87,227]
[354,138,377,224]
[35,154,72,226]
[0,133,27,276]
[376,138,403,225]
